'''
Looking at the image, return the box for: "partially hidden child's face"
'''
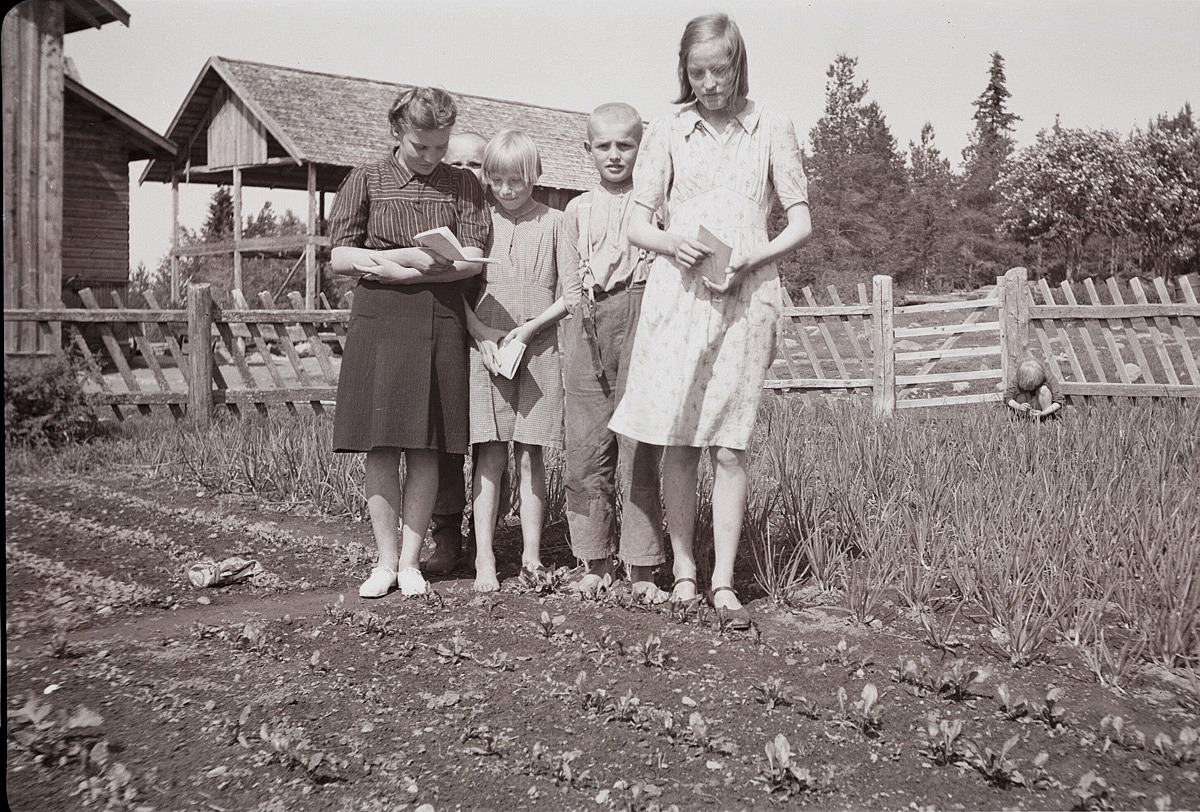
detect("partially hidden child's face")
[687,39,737,113]
[487,169,534,212]
[445,138,486,182]
[395,126,451,176]
[586,117,641,185]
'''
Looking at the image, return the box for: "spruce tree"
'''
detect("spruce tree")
[955,52,1026,285]
[788,54,907,294]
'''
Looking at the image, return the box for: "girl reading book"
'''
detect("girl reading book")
[328,87,489,599]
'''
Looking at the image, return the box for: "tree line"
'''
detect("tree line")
[775,52,1199,296]
[136,51,1197,303]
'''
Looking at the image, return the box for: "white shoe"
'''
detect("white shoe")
[397,567,427,596]
[359,566,396,598]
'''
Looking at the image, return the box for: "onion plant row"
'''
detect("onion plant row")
[10,397,1196,679]
[743,397,1199,675]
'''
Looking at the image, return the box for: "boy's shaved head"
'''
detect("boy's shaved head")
[587,103,643,142]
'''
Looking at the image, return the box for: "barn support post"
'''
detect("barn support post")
[187,283,214,425]
[871,274,895,416]
[999,266,1030,393]
[305,162,317,308]
[170,177,180,304]
[232,165,243,293]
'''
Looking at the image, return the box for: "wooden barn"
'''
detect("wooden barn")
[140,57,600,306]
[2,0,174,354]
[61,70,177,307]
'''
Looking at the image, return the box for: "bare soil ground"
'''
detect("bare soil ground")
[6,473,1198,811]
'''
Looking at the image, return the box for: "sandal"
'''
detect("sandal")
[359,566,396,599]
[706,585,752,631]
[668,577,701,609]
[396,566,428,597]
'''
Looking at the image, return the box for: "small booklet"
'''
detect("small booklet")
[413,226,500,264]
[696,225,733,285]
[495,340,527,380]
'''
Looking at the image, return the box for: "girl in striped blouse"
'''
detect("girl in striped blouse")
[328,87,490,600]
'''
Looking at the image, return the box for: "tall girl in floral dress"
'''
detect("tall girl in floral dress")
[328,87,489,599]
[610,13,813,628]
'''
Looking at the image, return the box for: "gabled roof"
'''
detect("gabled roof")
[141,57,598,193]
[64,0,129,34]
[65,76,176,162]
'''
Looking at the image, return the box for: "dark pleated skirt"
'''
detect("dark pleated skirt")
[333,279,470,454]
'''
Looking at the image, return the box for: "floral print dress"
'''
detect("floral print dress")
[608,101,809,449]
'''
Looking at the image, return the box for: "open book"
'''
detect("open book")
[414,226,500,264]
[696,225,733,285]
[494,340,526,380]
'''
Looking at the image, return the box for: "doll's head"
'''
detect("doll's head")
[1016,358,1048,392]
[674,12,749,111]
[484,129,541,212]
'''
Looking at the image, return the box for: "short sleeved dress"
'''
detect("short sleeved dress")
[608,101,809,450]
[330,151,490,455]
[469,198,564,448]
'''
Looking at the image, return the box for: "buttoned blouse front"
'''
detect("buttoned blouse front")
[327,151,489,454]
[609,101,810,449]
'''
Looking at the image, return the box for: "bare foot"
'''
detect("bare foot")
[570,558,614,597]
[474,550,499,592]
[631,581,669,605]
[569,571,612,597]
[473,572,500,592]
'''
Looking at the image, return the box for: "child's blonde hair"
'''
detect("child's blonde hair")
[483,129,542,184]
[389,87,457,133]
[675,12,749,105]
[1016,358,1048,391]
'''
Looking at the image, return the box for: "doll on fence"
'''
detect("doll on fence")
[1004,357,1064,420]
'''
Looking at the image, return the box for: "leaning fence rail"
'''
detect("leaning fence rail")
[5,271,1198,423]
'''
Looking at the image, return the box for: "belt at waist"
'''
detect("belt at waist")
[591,280,646,304]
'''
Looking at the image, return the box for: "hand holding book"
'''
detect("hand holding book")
[413,226,500,265]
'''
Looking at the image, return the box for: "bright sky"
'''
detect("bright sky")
[63,0,1200,274]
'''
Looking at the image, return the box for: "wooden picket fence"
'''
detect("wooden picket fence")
[768,267,1200,412]
[4,284,351,421]
[4,270,1198,422]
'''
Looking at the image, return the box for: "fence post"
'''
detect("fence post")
[1000,267,1030,393]
[871,275,895,416]
[187,283,214,425]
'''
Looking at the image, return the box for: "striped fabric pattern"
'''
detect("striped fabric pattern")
[330,151,490,455]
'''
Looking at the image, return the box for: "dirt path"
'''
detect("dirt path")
[6,473,1198,812]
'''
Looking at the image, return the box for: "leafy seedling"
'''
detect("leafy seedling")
[995,682,1031,722]
[755,734,830,798]
[964,734,1026,788]
[479,649,514,671]
[536,610,566,639]
[1073,771,1113,811]
[922,715,971,767]
[436,630,473,665]
[832,683,883,737]
[632,634,668,669]
[753,677,792,710]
